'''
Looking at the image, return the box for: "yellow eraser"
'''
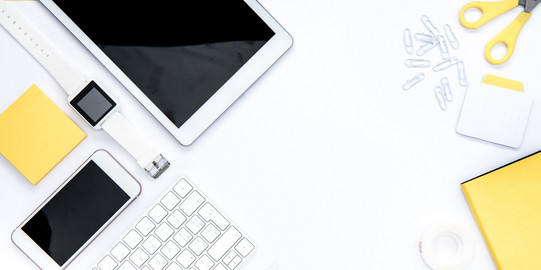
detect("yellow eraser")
[0,85,86,185]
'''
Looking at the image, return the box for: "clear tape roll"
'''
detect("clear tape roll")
[419,223,474,270]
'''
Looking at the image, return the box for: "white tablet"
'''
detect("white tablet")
[12,150,141,269]
[41,0,293,145]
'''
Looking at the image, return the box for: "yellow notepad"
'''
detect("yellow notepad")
[462,151,541,269]
[0,85,86,185]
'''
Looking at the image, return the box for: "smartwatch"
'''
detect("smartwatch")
[0,1,170,178]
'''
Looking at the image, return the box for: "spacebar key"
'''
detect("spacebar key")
[208,226,242,261]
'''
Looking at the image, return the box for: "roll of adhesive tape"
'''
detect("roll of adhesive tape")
[419,222,474,270]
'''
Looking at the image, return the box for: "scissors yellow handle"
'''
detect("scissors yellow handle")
[485,12,531,64]
[459,0,518,28]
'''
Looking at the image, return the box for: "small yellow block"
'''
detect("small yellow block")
[0,85,86,185]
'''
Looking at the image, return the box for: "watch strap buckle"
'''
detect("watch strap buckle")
[145,154,170,178]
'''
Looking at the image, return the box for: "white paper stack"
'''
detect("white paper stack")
[456,79,533,148]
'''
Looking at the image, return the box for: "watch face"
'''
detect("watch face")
[70,81,116,126]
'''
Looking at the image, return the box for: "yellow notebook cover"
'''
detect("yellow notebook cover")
[0,85,86,185]
[461,151,541,269]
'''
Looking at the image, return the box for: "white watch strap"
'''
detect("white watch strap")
[102,112,169,178]
[0,1,169,178]
[0,1,85,95]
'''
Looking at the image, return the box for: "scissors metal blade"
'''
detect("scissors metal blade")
[523,0,541,12]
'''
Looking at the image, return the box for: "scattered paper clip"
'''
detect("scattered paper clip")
[403,72,425,90]
[405,59,431,68]
[421,15,440,36]
[414,33,436,43]
[437,35,450,60]
[434,86,447,111]
[441,77,453,102]
[444,24,459,49]
[403,28,414,54]
[433,57,458,72]
[457,61,468,87]
[416,41,439,56]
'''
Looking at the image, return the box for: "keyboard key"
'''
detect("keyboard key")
[201,223,220,243]
[161,192,180,210]
[198,203,230,230]
[155,223,174,241]
[167,209,187,229]
[118,261,136,270]
[149,204,168,223]
[165,262,182,270]
[123,230,143,249]
[214,264,227,270]
[129,248,149,267]
[208,226,242,261]
[188,236,208,255]
[180,191,205,216]
[111,242,130,261]
[97,255,117,270]
[235,238,255,257]
[176,249,196,268]
[136,217,156,236]
[92,177,254,270]
[228,256,242,269]
[161,241,180,260]
[173,228,192,247]
[173,178,192,198]
[194,254,214,270]
[186,216,205,234]
[222,251,236,265]
[148,253,168,270]
[142,235,162,254]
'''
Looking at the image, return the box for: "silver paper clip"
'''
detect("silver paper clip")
[437,35,450,60]
[457,61,468,87]
[404,28,414,54]
[433,57,458,72]
[441,77,453,102]
[434,86,447,111]
[414,33,436,43]
[405,59,431,68]
[421,15,440,36]
[416,41,439,56]
[403,72,425,90]
[444,24,459,49]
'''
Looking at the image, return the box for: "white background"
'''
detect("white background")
[1,0,541,269]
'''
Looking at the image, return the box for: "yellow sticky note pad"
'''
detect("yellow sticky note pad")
[0,85,86,185]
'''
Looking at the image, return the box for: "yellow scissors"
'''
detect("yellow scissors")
[459,0,540,64]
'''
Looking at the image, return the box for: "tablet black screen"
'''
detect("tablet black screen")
[52,0,275,127]
[22,161,129,266]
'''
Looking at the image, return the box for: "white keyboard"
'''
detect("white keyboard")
[93,177,255,270]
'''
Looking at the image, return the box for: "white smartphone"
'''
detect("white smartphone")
[11,150,141,269]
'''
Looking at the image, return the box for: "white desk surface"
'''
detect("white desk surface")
[1,0,541,269]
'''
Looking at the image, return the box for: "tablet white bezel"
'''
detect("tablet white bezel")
[11,150,141,270]
[40,0,293,145]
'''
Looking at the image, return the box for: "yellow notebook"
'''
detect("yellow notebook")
[462,151,541,269]
[0,85,86,185]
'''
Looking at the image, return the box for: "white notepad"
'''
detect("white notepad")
[456,80,533,148]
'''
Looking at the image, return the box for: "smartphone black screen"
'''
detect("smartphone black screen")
[22,161,129,266]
